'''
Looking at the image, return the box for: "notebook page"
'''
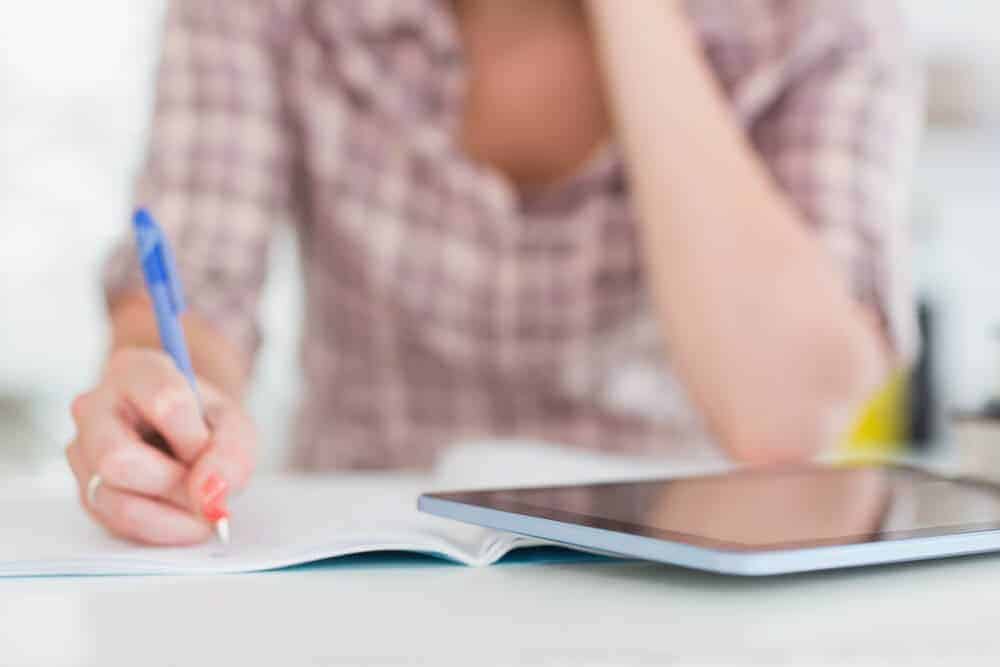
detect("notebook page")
[0,474,505,576]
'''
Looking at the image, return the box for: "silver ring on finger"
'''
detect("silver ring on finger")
[86,474,103,508]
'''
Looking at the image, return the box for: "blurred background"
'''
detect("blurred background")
[0,1,998,477]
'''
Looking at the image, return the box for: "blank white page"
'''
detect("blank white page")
[0,474,509,576]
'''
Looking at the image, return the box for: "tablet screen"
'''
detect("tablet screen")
[435,466,1000,551]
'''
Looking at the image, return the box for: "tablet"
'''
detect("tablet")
[418,463,1000,576]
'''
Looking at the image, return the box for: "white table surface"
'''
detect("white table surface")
[2,549,1000,666]
[4,436,1000,667]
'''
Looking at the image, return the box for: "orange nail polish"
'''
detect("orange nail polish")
[204,497,229,523]
[200,474,228,504]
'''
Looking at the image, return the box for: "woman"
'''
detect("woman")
[67,0,921,544]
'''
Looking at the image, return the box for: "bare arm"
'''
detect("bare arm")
[586,1,895,462]
[109,292,250,401]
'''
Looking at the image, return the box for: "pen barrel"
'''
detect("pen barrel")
[148,282,201,401]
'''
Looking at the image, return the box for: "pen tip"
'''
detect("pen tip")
[215,517,230,544]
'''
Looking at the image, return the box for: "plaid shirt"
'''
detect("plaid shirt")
[105,0,922,470]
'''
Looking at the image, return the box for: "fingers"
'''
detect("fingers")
[66,441,211,546]
[188,405,257,519]
[93,484,213,546]
[68,347,260,544]
[72,401,190,508]
[105,348,210,463]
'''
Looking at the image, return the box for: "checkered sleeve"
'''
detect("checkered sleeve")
[750,1,923,361]
[103,0,296,357]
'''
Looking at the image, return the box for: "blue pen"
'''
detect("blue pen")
[133,208,230,544]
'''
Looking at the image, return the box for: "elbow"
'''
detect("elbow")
[719,321,889,466]
[721,420,834,467]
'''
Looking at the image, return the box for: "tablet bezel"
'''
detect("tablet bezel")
[418,464,1000,576]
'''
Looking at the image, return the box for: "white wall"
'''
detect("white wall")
[898,3,1000,408]
[0,1,162,393]
[901,1,1000,125]
[902,1,1000,55]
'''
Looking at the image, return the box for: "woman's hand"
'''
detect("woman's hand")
[66,347,257,545]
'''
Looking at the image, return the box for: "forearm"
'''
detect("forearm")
[587,1,888,460]
[109,292,251,401]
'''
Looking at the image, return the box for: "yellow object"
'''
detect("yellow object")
[840,368,909,460]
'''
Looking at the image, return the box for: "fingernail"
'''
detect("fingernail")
[200,474,228,506]
[204,497,229,523]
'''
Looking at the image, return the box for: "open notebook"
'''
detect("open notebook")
[0,441,722,576]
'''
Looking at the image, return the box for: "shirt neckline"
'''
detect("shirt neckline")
[356,0,622,217]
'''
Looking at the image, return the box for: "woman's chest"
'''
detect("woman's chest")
[288,12,644,362]
[457,19,613,194]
